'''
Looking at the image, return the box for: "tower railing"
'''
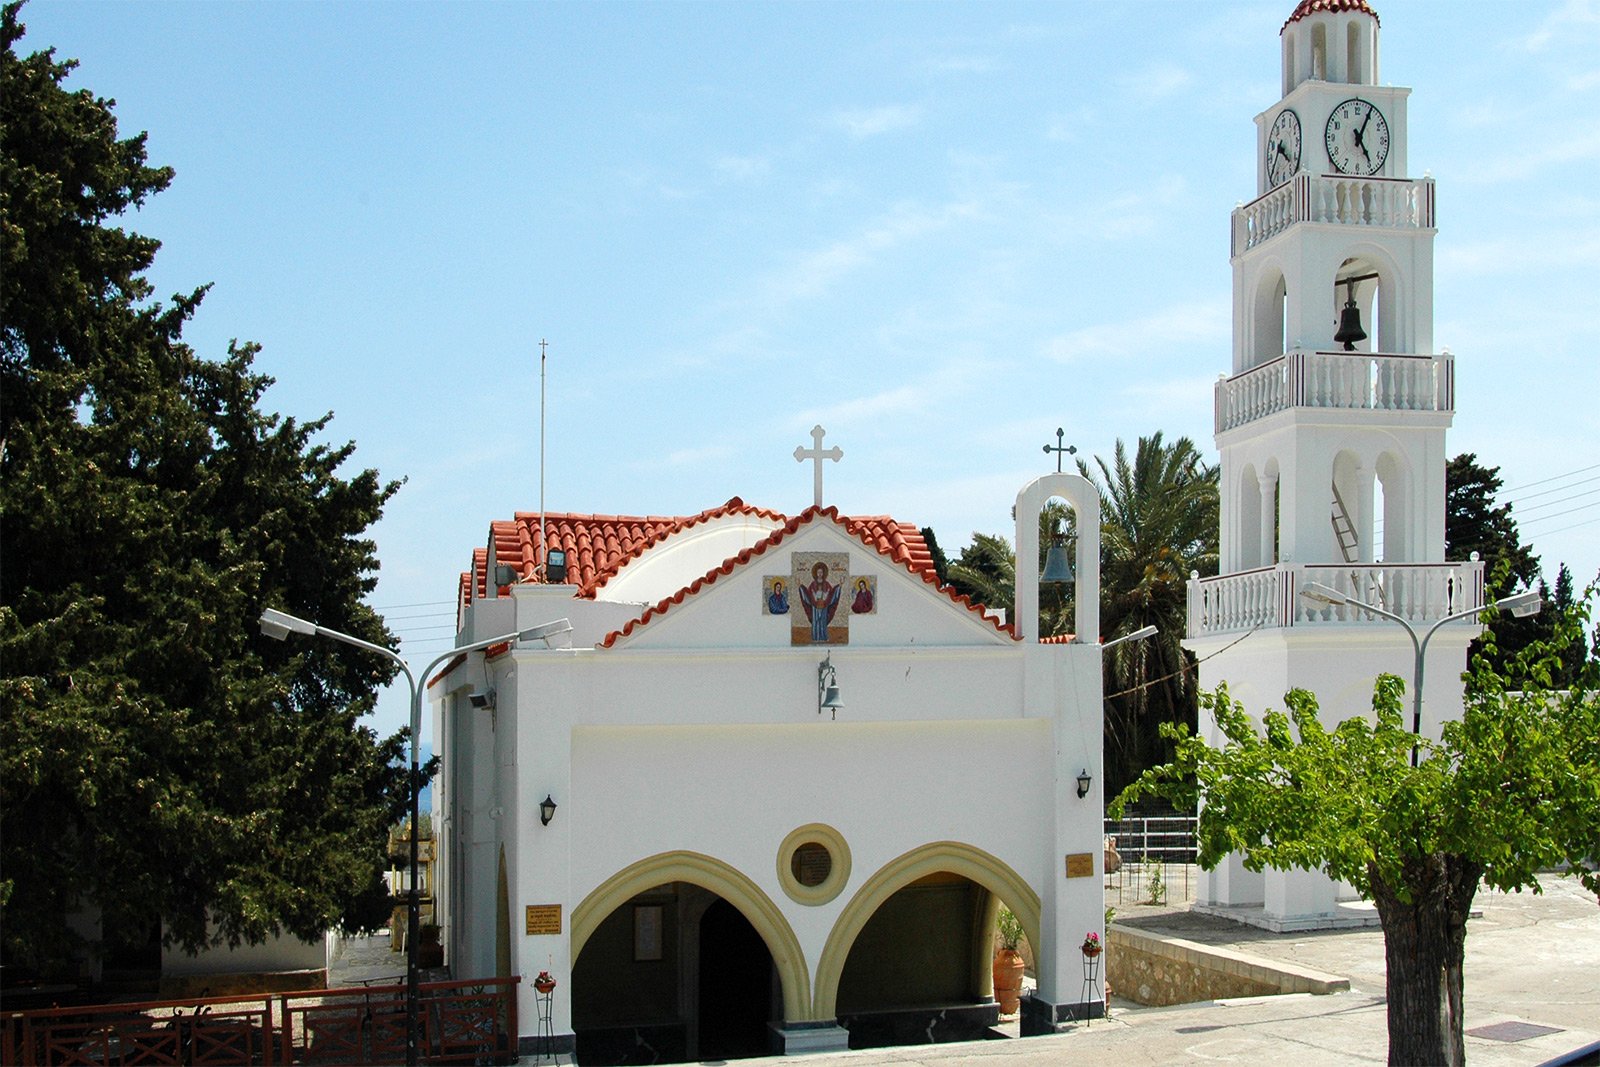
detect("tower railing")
[1232,173,1436,256]
[1214,348,1454,433]
[1187,559,1486,637]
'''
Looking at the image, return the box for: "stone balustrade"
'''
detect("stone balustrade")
[1215,349,1453,433]
[1233,173,1435,255]
[1188,560,1486,637]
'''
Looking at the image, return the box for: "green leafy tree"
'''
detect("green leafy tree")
[1444,453,1555,674]
[1080,433,1218,794]
[1114,591,1600,1066]
[1,5,408,977]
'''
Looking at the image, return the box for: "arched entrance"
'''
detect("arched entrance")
[814,842,1041,1050]
[570,852,808,1065]
[571,882,779,1065]
[697,899,775,1060]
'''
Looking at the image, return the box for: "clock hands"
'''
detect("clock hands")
[1350,107,1374,166]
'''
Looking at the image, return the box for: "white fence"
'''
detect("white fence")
[1188,560,1486,637]
[1215,349,1453,433]
[1233,173,1434,256]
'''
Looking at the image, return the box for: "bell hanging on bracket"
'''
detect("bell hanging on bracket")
[1333,278,1367,351]
[1041,535,1074,584]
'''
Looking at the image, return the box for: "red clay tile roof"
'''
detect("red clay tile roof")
[596,505,1013,649]
[1283,0,1378,31]
[454,500,1014,647]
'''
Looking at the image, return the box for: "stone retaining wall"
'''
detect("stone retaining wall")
[1107,925,1348,1007]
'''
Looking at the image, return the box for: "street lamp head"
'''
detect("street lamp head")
[1299,582,1348,607]
[259,607,316,641]
[1495,589,1543,618]
[518,618,574,648]
[1102,624,1159,650]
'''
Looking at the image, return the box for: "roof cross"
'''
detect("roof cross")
[794,424,843,508]
[1043,427,1077,473]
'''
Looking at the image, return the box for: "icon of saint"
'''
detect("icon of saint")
[798,562,841,642]
[767,579,789,615]
[852,577,874,614]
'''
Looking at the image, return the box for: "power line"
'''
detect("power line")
[1520,500,1600,526]
[1536,515,1600,538]
[1504,472,1600,506]
[1501,462,1600,495]
[373,599,457,611]
[1516,486,1600,516]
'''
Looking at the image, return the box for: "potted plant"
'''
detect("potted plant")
[534,970,557,995]
[992,907,1026,1016]
[418,923,445,969]
[1081,931,1102,957]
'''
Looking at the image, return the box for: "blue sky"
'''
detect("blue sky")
[20,0,1598,739]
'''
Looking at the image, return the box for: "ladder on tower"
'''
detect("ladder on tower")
[1331,482,1359,563]
[1330,481,1387,608]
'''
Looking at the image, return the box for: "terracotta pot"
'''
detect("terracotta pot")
[992,948,1025,1015]
[534,977,556,995]
[1082,944,1102,958]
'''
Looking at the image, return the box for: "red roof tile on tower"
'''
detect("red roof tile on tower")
[1283,0,1378,31]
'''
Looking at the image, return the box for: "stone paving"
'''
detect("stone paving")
[337,874,1600,1065]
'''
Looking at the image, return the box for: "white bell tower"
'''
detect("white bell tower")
[1185,0,1485,928]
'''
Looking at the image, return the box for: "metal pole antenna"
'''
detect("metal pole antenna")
[539,338,548,578]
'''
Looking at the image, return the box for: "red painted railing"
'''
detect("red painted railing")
[2,976,518,1066]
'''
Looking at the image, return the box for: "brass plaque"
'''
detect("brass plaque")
[525,904,562,936]
[1064,852,1095,879]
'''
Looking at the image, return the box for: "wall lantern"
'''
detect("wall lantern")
[467,688,496,710]
[818,654,842,719]
[1076,769,1093,799]
[539,794,558,827]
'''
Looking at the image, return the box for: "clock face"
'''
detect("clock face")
[1324,98,1390,176]
[1265,109,1302,187]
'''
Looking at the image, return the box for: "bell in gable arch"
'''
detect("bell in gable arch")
[1041,536,1074,583]
[1334,279,1367,351]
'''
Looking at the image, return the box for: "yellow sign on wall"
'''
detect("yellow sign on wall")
[1064,853,1095,879]
[525,904,562,935]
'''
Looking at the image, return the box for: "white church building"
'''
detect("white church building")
[429,0,1492,1057]
[430,464,1109,1061]
[1185,0,1485,927]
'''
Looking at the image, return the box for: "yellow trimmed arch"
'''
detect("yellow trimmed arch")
[813,841,1040,1020]
[571,850,812,1021]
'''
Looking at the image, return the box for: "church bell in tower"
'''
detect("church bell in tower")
[1333,278,1367,351]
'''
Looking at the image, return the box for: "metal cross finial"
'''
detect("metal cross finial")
[794,425,843,508]
[1043,428,1077,472]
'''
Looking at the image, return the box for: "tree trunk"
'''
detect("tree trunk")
[1368,855,1480,1066]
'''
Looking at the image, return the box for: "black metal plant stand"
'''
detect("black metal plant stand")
[1080,949,1103,1027]
[534,983,557,1064]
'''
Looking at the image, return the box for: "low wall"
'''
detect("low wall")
[1107,925,1348,1007]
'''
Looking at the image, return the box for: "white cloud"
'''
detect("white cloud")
[714,154,771,182]
[1045,300,1229,364]
[831,104,923,139]
[1520,0,1600,52]
[657,444,735,468]
[929,54,997,74]
[1462,127,1600,184]
[765,199,983,303]
[1118,62,1193,104]
[799,383,933,427]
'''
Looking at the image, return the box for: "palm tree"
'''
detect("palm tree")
[944,502,1076,637]
[1080,434,1219,794]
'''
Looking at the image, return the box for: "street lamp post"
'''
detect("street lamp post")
[259,607,565,1066]
[1297,583,1542,766]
